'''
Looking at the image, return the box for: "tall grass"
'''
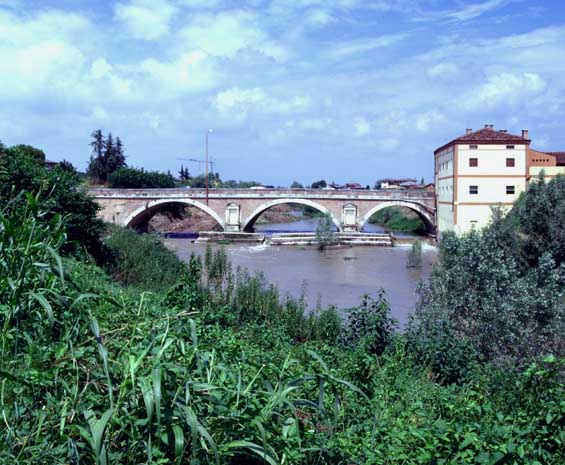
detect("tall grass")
[1,193,563,464]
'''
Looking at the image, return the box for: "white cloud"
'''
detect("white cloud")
[445,0,513,22]
[427,62,459,78]
[180,11,288,61]
[115,0,177,40]
[140,51,218,95]
[465,73,547,109]
[354,117,371,136]
[177,0,222,7]
[327,33,408,59]
[214,87,311,118]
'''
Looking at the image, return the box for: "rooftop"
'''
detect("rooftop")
[435,124,530,153]
[547,152,565,166]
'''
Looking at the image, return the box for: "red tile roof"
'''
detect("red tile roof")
[454,127,529,143]
[547,152,565,166]
[435,127,530,153]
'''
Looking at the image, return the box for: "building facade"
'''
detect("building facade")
[434,125,565,235]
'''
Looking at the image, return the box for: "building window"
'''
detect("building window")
[506,158,515,167]
[470,144,478,150]
[506,145,515,149]
[469,157,478,167]
[506,185,515,195]
[469,185,478,195]
[470,220,478,229]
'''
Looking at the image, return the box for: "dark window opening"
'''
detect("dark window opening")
[506,158,515,167]
[469,158,478,167]
[506,185,515,195]
[469,185,478,195]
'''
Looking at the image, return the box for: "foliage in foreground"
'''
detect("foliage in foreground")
[409,176,565,384]
[1,192,563,464]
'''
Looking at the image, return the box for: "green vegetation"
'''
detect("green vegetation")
[409,176,565,385]
[406,240,423,268]
[88,130,127,184]
[109,167,177,189]
[369,206,426,233]
[0,146,563,464]
[310,179,327,189]
[0,141,108,262]
[103,226,187,290]
[315,213,338,250]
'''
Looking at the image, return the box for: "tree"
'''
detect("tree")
[179,165,191,181]
[315,213,337,250]
[311,179,327,189]
[420,177,425,185]
[87,130,127,184]
[291,181,303,188]
[511,174,565,266]
[109,167,176,188]
[1,143,108,262]
[408,206,565,383]
[10,144,46,164]
[88,129,106,182]
[406,240,422,268]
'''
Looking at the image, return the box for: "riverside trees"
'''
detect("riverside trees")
[409,175,565,384]
[87,130,127,183]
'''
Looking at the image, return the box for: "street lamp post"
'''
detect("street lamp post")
[205,129,213,205]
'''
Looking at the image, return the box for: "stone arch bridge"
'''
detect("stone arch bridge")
[89,188,436,234]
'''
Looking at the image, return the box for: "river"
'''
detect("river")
[163,219,437,325]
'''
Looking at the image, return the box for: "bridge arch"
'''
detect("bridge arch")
[242,198,341,232]
[360,201,435,234]
[124,198,225,231]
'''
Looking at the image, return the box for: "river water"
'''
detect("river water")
[164,220,437,325]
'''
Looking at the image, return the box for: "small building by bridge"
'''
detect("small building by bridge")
[90,188,436,235]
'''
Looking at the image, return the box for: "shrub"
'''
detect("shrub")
[316,212,337,250]
[0,145,108,262]
[409,212,565,380]
[103,226,186,290]
[340,291,397,355]
[406,240,423,268]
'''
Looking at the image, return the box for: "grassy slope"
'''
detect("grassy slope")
[1,217,563,464]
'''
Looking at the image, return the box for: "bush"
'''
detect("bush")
[406,240,423,268]
[103,226,186,290]
[0,143,108,262]
[409,210,565,380]
[315,212,337,250]
[340,291,397,355]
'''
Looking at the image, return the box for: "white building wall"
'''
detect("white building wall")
[435,147,454,234]
[457,177,526,204]
[454,143,527,234]
[458,144,527,176]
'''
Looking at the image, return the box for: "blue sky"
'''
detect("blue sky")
[1,0,565,185]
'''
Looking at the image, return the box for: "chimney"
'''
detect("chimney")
[499,129,507,133]
[466,128,472,134]
[484,124,494,129]
[522,129,529,139]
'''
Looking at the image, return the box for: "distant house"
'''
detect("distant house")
[345,182,363,189]
[44,159,58,171]
[378,178,418,189]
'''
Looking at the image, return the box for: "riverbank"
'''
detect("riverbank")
[163,238,437,324]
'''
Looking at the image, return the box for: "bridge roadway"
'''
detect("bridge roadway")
[89,187,436,233]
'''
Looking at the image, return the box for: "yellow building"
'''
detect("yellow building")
[434,125,565,235]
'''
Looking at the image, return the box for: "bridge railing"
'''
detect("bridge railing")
[88,187,434,199]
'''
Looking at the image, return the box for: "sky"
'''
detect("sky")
[1,0,565,186]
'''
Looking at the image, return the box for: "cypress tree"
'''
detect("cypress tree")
[87,129,106,183]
